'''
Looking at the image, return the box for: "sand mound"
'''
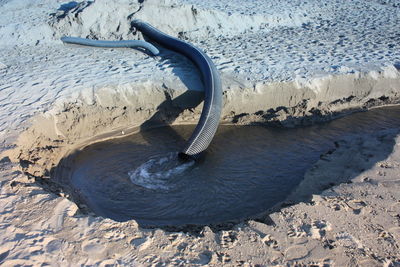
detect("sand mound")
[50,0,309,41]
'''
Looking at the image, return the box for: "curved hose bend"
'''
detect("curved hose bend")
[61,21,222,160]
[132,20,222,160]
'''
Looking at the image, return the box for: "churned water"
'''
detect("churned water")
[64,106,400,226]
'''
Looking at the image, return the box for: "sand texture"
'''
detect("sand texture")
[1,0,400,265]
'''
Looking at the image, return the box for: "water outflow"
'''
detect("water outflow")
[61,106,400,227]
[129,152,194,191]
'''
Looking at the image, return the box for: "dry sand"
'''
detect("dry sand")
[1,0,400,266]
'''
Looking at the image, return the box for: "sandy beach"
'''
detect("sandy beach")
[1,0,400,265]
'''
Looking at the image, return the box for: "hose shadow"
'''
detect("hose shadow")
[137,40,205,148]
[139,90,204,148]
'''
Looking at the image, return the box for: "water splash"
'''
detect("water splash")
[128,152,194,190]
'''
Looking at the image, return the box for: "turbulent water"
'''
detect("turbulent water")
[65,106,400,226]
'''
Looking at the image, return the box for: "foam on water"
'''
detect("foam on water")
[128,152,194,190]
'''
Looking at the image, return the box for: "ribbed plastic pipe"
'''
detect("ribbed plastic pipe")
[61,21,222,160]
[132,20,222,160]
[61,36,160,55]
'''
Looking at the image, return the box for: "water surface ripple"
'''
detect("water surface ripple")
[66,106,400,226]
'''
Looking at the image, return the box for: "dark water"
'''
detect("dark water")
[64,106,400,226]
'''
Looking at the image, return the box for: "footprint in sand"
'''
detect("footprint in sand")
[81,239,105,257]
[47,198,78,231]
[130,236,152,251]
[346,199,367,215]
[307,258,333,267]
[192,251,212,265]
[335,232,362,249]
[262,234,279,249]
[310,220,332,240]
[220,230,238,249]
[285,245,309,261]
[216,252,231,263]
[325,196,367,214]
[44,238,63,253]
[287,225,308,238]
